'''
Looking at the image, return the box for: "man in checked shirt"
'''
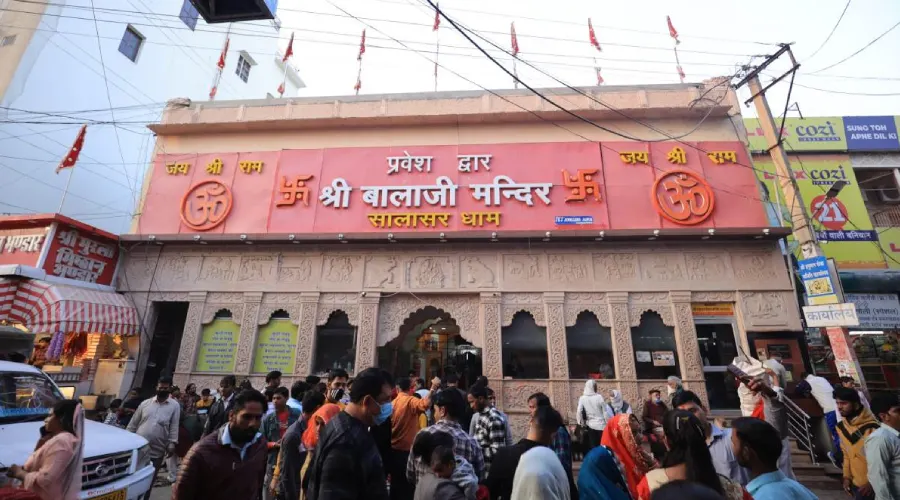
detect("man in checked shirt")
[469,384,509,477]
[407,389,485,486]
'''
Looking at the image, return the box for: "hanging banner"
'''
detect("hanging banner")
[195,318,239,372]
[755,157,886,269]
[251,319,298,374]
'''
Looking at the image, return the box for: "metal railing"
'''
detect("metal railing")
[783,396,819,465]
[869,204,900,227]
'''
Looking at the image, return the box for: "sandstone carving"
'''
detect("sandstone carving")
[502,381,549,411]
[238,256,274,282]
[198,256,237,282]
[322,256,355,283]
[462,256,496,288]
[733,252,778,282]
[685,252,729,281]
[293,300,318,375]
[364,256,400,289]
[504,255,544,282]
[548,255,590,283]
[481,299,502,379]
[640,254,685,281]
[593,253,637,282]
[278,256,314,283]
[408,256,454,289]
[377,295,479,347]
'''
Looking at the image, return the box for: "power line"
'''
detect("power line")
[804,0,852,61]
[0,160,133,216]
[808,19,900,74]
[792,82,900,97]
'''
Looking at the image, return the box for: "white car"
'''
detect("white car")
[0,361,155,500]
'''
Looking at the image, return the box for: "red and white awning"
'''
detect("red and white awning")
[0,278,139,335]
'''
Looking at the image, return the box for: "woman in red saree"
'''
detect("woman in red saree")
[600,413,657,498]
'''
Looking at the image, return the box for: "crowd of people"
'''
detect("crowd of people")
[4,363,900,500]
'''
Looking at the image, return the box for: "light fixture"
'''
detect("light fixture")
[288,234,295,241]
[702,228,714,240]
[148,235,156,241]
[826,179,848,199]
[708,228,715,236]
[338,234,347,244]
[240,234,247,241]
[649,229,659,241]
[193,235,207,245]
[439,232,447,243]
[763,228,770,235]
[595,230,605,241]
[490,232,498,242]
[542,231,551,242]
[388,233,396,243]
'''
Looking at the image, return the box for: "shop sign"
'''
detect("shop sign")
[844,116,900,151]
[803,303,860,327]
[251,319,298,374]
[138,141,769,237]
[745,117,847,152]
[876,227,900,269]
[846,293,900,329]
[755,158,886,269]
[41,225,119,285]
[0,227,48,267]
[195,318,239,372]
[652,351,676,366]
[798,256,839,305]
[691,303,734,316]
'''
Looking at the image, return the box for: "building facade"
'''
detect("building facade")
[119,83,802,434]
[0,0,302,233]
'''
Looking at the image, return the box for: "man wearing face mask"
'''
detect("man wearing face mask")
[127,376,181,495]
[326,368,350,407]
[307,367,393,500]
[641,389,668,461]
[173,389,270,500]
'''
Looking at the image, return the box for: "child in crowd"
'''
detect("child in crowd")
[196,388,214,410]
[103,399,122,427]
[412,432,477,500]
[432,446,477,500]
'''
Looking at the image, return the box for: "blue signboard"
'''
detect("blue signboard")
[798,256,838,305]
[555,216,594,225]
[844,116,900,151]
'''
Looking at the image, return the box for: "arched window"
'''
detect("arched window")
[502,311,549,379]
[631,311,680,379]
[252,309,297,374]
[314,310,356,374]
[567,311,615,379]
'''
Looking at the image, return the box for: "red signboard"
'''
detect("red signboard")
[42,224,119,285]
[0,227,49,267]
[136,141,767,236]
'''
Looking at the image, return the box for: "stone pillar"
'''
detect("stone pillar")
[293,292,320,376]
[480,292,502,380]
[234,292,263,375]
[354,292,381,373]
[669,291,707,405]
[607,292,636,380]
[543,292,569,380]
[174,292,208,378]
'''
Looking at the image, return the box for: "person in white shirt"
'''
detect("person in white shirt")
[799,372,842,466]
[865,392,900,500]
[127,376,180,495]
[576,380,611,452]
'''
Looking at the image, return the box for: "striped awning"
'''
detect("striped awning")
[0,278,139,335]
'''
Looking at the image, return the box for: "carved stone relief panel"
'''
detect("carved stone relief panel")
[629,305,674,327]
[502,381,550,412]
[481,294,502,379]
[545,302,569,379]
[501,293,543,305]
[547,254,592,289]
[294,298,319,375]
[738,291,801,331]
[317,304,359,326]
[197,255,239,284]
[502,254,547,289]
[118,257,156,291]
[460,255,498,289]
[564,293,609,326]
[376,294,480,347]
[238,255,276,283]
[671,302,704,381]
[258,294,302,326]
[639,253,686,282]
[501,305,546,327]
[592,253,638,285]
[277,255,320,285]
[629,292,670,303]
[549,381,570,421]
[234,302,261,374]
[201,303,245,325]
[157,254,202,288]
[507,413,531,443]
[354,297,380,372]
[731,251,782,286]
[321,255,364,290]
[175,300,205,373]
[363,256,401,290]
[684,252,732,282]
[691,291,736,302]
[206,292,244,304]
[608,303,636,379]
[406,256,457,290]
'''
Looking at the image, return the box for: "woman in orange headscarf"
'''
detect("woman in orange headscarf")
[298,403,342,500]
[600,413,658,498]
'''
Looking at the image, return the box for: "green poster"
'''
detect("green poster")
[195,318,239,372]
[252,319,298,374]
[745,117,846,152]
[754,157,885,269]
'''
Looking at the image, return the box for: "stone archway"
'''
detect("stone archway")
[376,295,480,347]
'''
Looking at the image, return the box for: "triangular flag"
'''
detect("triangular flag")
[510,22,519,56]
[217,37,230,69]
[433,3,440,31]
[282,32,294,62]
[56,125,87,173]
[677,65,686,80]
[667,16,680,44]
[588,18,602,52]
[358,29,366,60]
[354,77,362,94]
[595,66,604,85]
[277,81,285,96]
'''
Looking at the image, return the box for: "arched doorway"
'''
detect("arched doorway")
[377,305,482,387]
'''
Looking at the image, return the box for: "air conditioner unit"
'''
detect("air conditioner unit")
[879,188,900,203]
[189,0,278,23]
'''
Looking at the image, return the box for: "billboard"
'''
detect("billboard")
[137,141,770,237]
[745,116,900,153]
[755,157,886,269]
[876,227,900,269]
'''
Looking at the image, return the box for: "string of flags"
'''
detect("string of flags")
[667,15,685,83]
[277,32,295,97]
[209,33,230,100]
[510,22,519,88]
[354,29,366,95]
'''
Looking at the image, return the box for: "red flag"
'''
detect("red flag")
[56,125,87,173]
[277,82,285,96]
[588,18,601,52]
[217,37,230,69]
[282,32,294,62]
[676,65,686,80]
[358,29,366,60]
[667,16,680,44]
[433,3,440,31]
[354,77,362,94]
[510,22,519,56]
[595,66,604,85]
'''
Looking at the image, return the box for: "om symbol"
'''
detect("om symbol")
[180,180,233,231]
[652,169,715,225]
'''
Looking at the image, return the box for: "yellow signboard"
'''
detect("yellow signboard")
[877,227,900,269]
[754,157,886,269]
[691,303,735,316]
[251,319,298,374]
[195,318,239,372]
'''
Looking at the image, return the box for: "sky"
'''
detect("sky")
[278,0,900,116]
